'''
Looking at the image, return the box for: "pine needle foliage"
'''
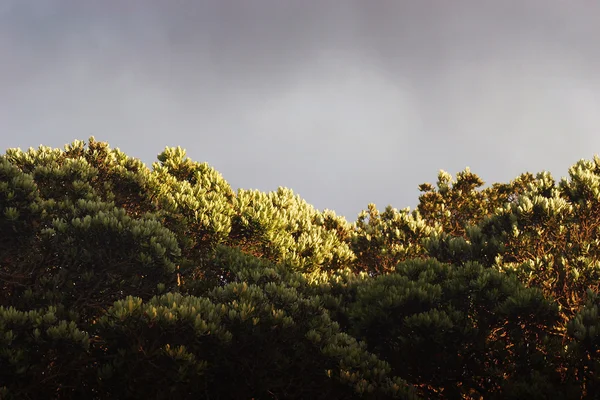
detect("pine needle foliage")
[1,138,598,398]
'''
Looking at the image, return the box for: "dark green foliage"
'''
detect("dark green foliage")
[92,288,414,400]
[0,306,91,398]
[426,166,600,322]
[345,259,565,398]
[566,290,600,398]
[1,138,599,398]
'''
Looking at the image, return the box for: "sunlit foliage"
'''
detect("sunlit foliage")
[1,138,598,398]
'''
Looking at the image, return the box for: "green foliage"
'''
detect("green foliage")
[351,204,437,275]
[426,166,600,323]
[417,168,535,237]
[566,289,600,397]
[151,145,235,248]
[344,259,565,399]
[0,306,91,398]
[2,137,600,399]
[229,187,355,273]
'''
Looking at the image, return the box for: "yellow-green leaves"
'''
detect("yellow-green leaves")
[231,187,355,273]
[352,204,436,275]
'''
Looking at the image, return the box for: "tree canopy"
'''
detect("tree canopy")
[1,138,598,399]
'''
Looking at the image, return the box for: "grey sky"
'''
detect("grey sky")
[1,0,599,220]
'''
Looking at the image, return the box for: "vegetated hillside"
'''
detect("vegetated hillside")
[1,137,598,399]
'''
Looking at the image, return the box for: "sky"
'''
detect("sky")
[1,0,600,220]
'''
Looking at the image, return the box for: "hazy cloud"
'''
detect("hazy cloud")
[1,0,599,219]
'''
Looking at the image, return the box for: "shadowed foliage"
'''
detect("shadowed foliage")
[1,138,598,398]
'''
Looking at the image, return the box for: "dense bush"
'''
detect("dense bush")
[1,138,598,398]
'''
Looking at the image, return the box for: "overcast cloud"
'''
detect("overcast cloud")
[1,0,599,219]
